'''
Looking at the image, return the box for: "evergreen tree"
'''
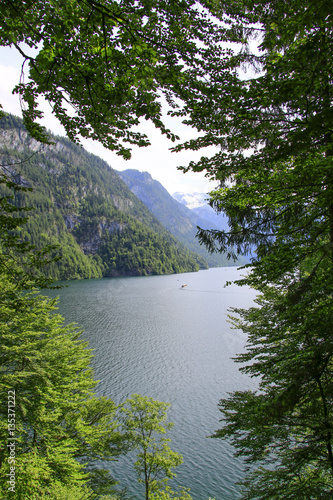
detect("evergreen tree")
[172,1,333,497]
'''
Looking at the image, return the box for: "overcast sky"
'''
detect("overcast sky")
[0,46,218,196]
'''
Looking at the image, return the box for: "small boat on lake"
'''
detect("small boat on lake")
[181,284,188,288]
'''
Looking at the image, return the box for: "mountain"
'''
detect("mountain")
[117,169,247,267]
[0,114,206,280]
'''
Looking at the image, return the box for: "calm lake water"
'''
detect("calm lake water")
[47,267,258,500]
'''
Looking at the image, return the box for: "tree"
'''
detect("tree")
[149,486,192,500]
[214,271,333,499]
[120,394,189,500]
[0,0,223,157]
[172,1,333,498]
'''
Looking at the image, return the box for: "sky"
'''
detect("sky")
[0,46,219,196]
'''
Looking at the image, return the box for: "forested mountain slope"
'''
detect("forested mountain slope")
[0,115,206,280]
[118,169,248,267]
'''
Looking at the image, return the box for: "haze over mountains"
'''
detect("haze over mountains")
[172,192,229,232]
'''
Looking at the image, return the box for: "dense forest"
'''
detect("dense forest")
[0,114,207,280]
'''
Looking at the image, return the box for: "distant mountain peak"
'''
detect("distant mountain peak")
[172,192,210,210]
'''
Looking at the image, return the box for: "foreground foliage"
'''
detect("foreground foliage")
[0,0,223,157]
[3,0,332,497]
[0,180,123,499]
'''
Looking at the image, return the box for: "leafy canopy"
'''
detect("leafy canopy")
[0,0,224,157]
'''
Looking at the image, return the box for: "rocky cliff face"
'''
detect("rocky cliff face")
[75,220,125,254]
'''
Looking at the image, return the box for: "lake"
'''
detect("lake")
[47,266,258,500]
